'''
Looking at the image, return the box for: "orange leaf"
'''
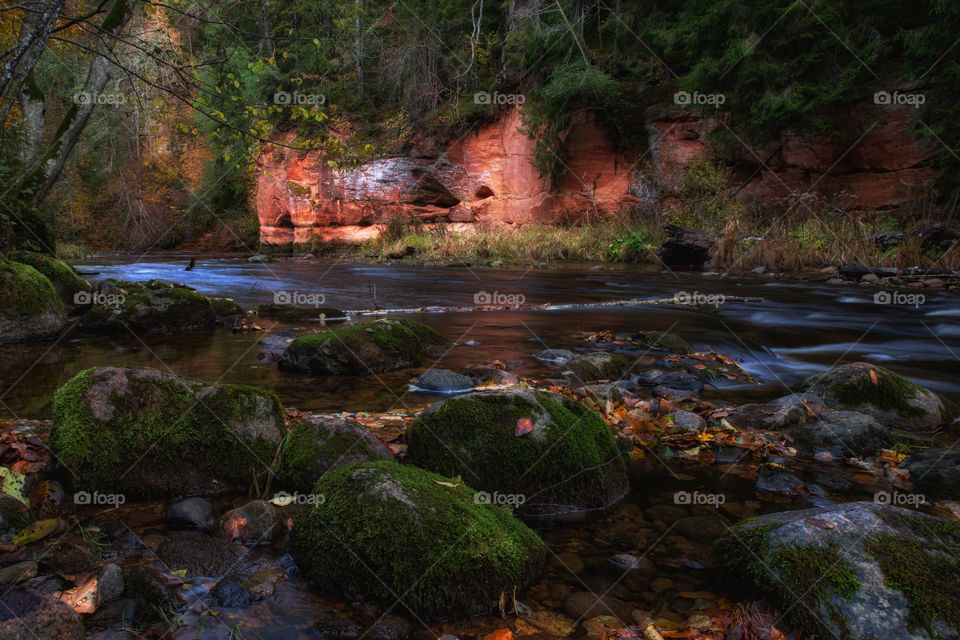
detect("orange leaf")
[869,369,879,386]
[515,418,534,436]
[485,630,513,640]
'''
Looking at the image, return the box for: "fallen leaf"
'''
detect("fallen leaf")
[515,418,534,436]
[870,369,879,386]
[13,518,58,546]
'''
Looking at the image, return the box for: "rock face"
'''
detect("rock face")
[0,257,66,343]
[290,461,545,616]
[279,416,394,489]
[406,389,629,524]
[796,362,949,432]
[713,502,960,640]
[258,100,938,245]
[77,279,216,333]
[278,318,447,375]
[49,367,285,497]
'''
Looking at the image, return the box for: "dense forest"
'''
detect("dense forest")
[1,0,958,256]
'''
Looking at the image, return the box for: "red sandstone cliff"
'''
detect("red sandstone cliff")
[256,101,940,245]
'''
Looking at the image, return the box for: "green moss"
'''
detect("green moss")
[0,257,62,317]
[279,420,383,489]
[256,304,345,321]
[286,181,311,197]
[406,390,624,515]
[866,535,960,633]
[8,252,90,303]
[566,352,629,381]
[638,331,693,354]
[290,460,545,616]
[825,365,925,417]
[49,367,284,496]
[712,522,779,584]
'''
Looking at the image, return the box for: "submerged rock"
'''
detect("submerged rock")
[278,318,447,375]
[0,257,66,343]
[796,362,950,432]
[291,461,545,616]
[713,501,960,640]
[279,416,393,489]
[167,497,214,529]
[533,349,577,365]
[413,368,475,393]
[465,365,518,386]
[77,279,216,333]
[49,367,285,497]
[218,500,282,544]
[406,389,629,524]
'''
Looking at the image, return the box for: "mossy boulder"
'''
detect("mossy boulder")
[279,416,394,489]
[50,367,285,497]
[0,257,66,343]
[636,331,692,354]
[563,352,629,382]
[278,318,447,375]
[406,389,629,524]
[786,411,893,458]
[714,502,960,640]
[210,297,245,323]
[256,304,346,322]
[8,251,90,310]
[76,279,216,333]
[796,363,948,432]
[290,460,545,617]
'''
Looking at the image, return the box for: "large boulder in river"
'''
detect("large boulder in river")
[291,461,545,616]
[406,389,628,524]
[77,279,216,333]
[0,257,66,343]
[796,363,950,432]
[786,411,893,458]
[278,318,447,375]
[8,252,90,310]
[714,502,960,640]
[564,352,629,382]
[278,416,394,489]
[50,367,285,497]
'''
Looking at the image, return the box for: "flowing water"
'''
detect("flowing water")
[2,256,959,639]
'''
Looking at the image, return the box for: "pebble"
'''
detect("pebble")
[650,577,674,593]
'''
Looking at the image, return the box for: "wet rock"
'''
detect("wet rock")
[465,365,518,386]
[576,383,638,406]
[787,411,892,458]
[313,614,412,640]
[0,257,66,344]
[88,598,137,628]
[121,566,182,623]
[795,362,950,431]
[641,370,703,393]
[714,501,960,640]
[291,461,545,616]
[242,567,285,600]
[607,554,656,577]
[158,531,241,577]
[755,463,802,494]
[7,252,90,312]
[534,349,577,365]
[902,449,960,501]
[218,500,282,545]
[584,615,623,637]
[167,497,214,528]
[211,575,251,608]
[564,352,629,382]
[666,411,706,432]
[406,389,629,524]
[256,304,346,322]
[0,587,84,639]
[672,514,730,544]
[97,563,124,604]
[636,331,692,354]
[279,318,448,375]
[563,591,631,620]
[550,552,584,574]
[727,402,808,430]
[49,367,285,497]
[526,611,577,635]
[279,416,394,489]
[413,368,475,393]
[77,279,217,333]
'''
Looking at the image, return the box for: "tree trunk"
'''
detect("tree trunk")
[0,0,65,125]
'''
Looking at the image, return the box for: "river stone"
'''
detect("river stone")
[414,368,475,393]
[406,389,629,524]
[211,575,251,608]
[666,411,706,432]
[0,587,84,639]
[465,365,518,386]
[534,349,577,365]
[255,304,346,322]
[755,463,802,494]
[673,514,730,543]
[0,257,66,344]
[8,252,90,311]
[727,402,808,430]
[563,591,632,621]
[786,411,892,458]
[49,367,285,497]
[575,384,638,406]
[564,352,629,382]
[97,563,124,604]
[158,532,241,577]
[713,501,960,640]
[0,561,37,585]
[902,449,960,501]
[218,500,282,544]
[636,331,692,354]
[795,362,950,432]
[77,278,216,333]
[279,416,393,489]
[641,369,703,393]
[291,461,545,616]
[278,318,447,375]
[167,497,214,528]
